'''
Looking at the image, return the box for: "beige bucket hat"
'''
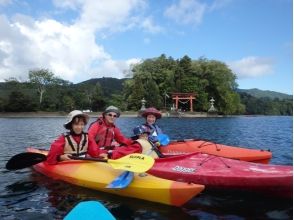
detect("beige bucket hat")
[64,110,89,129]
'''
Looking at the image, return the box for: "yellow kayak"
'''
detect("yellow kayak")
[28,148,204,206]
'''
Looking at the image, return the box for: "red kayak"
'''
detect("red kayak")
[148,152,292,198]
[159,139,272,164]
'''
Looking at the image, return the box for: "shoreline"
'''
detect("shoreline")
[0,112,284,118]
[0,111,219,118]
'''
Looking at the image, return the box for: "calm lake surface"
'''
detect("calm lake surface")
[0,116,292,219]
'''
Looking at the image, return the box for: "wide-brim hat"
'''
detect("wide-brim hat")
[103,105,121,118]
[141,107,162,119]
[64,110,89,129]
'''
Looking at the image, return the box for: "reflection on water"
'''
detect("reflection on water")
[0,116,292,219]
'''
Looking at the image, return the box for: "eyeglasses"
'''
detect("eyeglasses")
[107,113,117,118]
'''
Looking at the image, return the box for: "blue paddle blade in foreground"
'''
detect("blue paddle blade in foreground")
[157,134,170,146]
[106,171,134,189]
[64,201,115,220]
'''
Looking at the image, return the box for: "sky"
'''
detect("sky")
[0,0,292,94]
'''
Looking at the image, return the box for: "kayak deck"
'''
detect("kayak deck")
[149,152,292,198]
[160,139,272,163]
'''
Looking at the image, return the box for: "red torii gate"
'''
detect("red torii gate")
[171,92,196,112]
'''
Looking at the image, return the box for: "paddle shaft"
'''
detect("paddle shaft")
[6,152,154,173]
[70,156,108,162]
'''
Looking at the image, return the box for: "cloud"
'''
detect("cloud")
[141,17,164,34]
[164,0,206,26]
[0,0,151,83]
[228,56,274,78]
[164,0,232,26]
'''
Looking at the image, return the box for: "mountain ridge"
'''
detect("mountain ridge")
[75,77,292,100]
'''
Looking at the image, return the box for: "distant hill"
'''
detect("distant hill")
[1,78,292,101]
[75,77,127,97]
[237,88,292,100]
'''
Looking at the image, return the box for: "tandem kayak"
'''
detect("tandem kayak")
[148,152,292,198]
[160,139,272,163]
[27,148,204,206]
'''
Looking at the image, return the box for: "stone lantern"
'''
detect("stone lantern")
[208,97,217,113]
[138,98,146,116]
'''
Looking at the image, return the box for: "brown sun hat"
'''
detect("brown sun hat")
[141,107,162,119]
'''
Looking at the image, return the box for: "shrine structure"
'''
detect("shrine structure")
[171,92,196,112]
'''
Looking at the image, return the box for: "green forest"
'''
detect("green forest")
[0,55,292,115]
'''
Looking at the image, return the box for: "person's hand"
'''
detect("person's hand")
[59,154,72,161]
[155,141,161,147]
[99,153,108,159]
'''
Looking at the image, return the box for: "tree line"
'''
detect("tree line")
[0,54,292,115]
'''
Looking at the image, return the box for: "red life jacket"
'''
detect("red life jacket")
[92,118,115,148]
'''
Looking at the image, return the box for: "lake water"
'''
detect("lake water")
[0,116,292,219]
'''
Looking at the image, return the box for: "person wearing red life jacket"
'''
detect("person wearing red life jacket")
[46,110,104,165]
[88,106,133,154]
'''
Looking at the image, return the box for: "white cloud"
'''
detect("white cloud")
[228,56,274,78]
[75,0,147,33]
[0,0,152,83]
[141,17,164,34]
[164,0,232,26]
[164,0,206,26]
[92,58,141,79]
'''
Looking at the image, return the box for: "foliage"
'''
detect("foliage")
[239,93,293,115]
[238,88,292,100]
[29,69,58,105]
[124,55,242,114]
[5,91,37,112]
[0,55,292,115]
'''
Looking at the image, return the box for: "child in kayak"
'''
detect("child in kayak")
[131,125,164,158]
[46,110,105,165]
[141,107,164,146]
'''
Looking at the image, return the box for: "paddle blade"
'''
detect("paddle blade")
[64,201,115,220]
[6,152,47,170]
[108,153,154,173]
[106,171,134,189]
[157,134,170,146]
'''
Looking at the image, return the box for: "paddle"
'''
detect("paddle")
[64,201,115,220]
[106,171,134,189]
[106,135,171,189]
[157,134,170,146]
[6,152,154,173]
[5,152,47,170]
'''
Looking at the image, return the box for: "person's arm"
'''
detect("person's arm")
[111,142,142,159]
[114,127,133,145]
[87,122,98,142]
[87,136,105,158]
[46,135,66,165]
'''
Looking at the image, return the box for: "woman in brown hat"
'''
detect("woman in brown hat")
[46,110,104,164]
[141,107,164,144]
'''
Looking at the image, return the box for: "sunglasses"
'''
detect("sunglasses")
[107,113,117,118]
